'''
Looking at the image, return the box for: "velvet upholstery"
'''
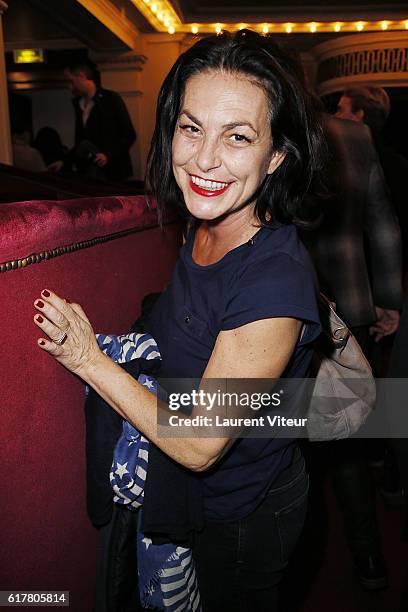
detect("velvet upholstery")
[0,195,181,609]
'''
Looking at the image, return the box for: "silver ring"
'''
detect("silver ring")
[54,331,68,346]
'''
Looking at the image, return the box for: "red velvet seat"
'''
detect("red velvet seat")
[0,195,181,609]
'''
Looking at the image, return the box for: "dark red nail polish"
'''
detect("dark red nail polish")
[36,315,44,323]
[36,300,44,308]
[39,340,46,346]
[42,290,50,297]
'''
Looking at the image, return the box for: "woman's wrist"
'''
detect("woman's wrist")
[75,347,110,382]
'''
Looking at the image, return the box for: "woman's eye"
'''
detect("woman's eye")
[230,134,250,143]
[179,124,201,136]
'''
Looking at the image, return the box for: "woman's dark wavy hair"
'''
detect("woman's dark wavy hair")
[146,29,326,228]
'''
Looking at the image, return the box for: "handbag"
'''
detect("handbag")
[307,293,376,441]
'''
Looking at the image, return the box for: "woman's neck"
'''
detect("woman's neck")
[192,205,261,266]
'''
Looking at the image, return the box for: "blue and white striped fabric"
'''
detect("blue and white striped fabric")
[96,331,201,612]
[96,333,155,508]
[136,528,201,612]
[97,331,161,363]
[110,418,150,508]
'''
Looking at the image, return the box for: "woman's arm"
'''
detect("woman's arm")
[34,291,301,471]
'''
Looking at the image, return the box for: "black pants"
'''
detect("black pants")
[192,448,309,612]
[329,439,382,556]
[323,325,382,557]
[94,451,308,612]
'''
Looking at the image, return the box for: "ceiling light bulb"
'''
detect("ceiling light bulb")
[215,24,222,34]
[164,18,170,26]
[151,3,157,12]
[192,25,198,34]
[168,26,175,34]
[262,25,269,34]
[285,24,292,33]
[356,22,364,31]
[310,23,317,32]
[334,23,341,32]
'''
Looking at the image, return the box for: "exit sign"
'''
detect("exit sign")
[13,49,45,64]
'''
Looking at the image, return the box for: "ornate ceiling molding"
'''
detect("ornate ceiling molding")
[312,30,408,60]
[311,32,408,95]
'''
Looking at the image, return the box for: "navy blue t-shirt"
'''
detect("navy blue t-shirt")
[149,223,320,521]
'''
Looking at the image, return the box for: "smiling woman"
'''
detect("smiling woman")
[147,29,325,229]
[34,29,326,612]
[171,71,284,222]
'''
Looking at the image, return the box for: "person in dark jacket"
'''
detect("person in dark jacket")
[336,86,408,277]
[303,114,403,591]
[49,62,136,181]
[306,114,402,334]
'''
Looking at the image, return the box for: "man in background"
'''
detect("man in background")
[303,114,402,590]
[336,86,408,281]
[50,62,136,182]
[308,113,402,345]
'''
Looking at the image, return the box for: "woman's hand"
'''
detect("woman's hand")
[33,289,102,378]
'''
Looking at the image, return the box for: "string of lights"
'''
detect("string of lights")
[130,1,408,36]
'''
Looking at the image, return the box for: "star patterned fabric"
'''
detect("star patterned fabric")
[95,331,201,611]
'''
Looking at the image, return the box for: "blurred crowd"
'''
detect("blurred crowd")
[9,60,136,183]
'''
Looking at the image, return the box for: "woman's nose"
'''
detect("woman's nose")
[195,137,221,173]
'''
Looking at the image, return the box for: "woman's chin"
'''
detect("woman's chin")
[184,200,222,221]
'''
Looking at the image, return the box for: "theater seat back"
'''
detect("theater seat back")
[0,195,181,609]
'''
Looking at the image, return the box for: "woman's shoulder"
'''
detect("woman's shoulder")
[243,224,315,277]
[220,224,319,332]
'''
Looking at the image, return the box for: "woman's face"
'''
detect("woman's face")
[172,70,284,222]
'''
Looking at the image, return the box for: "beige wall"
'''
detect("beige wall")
[137,34,185,180]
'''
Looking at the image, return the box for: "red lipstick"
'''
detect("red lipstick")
[189,177,230,198]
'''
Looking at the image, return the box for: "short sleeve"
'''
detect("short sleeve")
[221,253,321,345]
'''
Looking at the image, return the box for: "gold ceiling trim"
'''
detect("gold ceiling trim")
[131,0,181,32]
[130,0,408,36]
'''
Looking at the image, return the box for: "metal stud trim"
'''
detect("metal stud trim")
[0,221,175,274]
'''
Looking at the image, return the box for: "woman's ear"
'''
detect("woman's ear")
[267,150,286,175]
